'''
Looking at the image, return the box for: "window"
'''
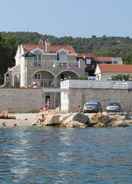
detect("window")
[113,61,117,64]
[34,73,41,79]
[58,50,68,62]
[33,55,41,66]
[86,58,91,65]
[57,53,59,61]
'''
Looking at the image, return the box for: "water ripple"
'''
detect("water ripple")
[0,127,132,184]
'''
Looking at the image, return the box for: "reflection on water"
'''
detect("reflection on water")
[10,130,30,183]
[0,127,132,184]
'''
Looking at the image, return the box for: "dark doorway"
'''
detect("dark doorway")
[45,95,50,106]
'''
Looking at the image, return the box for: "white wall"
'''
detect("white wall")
[112,57,123,64]
[14,44,27,87]
[20,56,27,87]
[95,65,101,80]
[61,91,69,112]
[60,80,132,112]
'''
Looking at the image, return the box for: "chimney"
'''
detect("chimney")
[44,39,49,52]
[39,39,45,50]
[39,38,50,52]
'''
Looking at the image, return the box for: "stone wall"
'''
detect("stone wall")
[0,89,43,113]
[1,80,132,113]
[26,60,86,87]
[61,80,132,112]
[67,88,132,112]
[0,88,61,113]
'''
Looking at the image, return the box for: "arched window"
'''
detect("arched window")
[34,73,41,79]
[32,49,43,67]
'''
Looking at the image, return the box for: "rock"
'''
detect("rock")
[43,114,61,126]
[111,119,129,127]
[125,120,132,125]
[59,113,89,128]
[109,114,129,127]
[41,112,129,128]
[73,113,90,125]
[94,122,106,128]
[111,115,126,121]
[90,113,111,127]
[61,121,87,128]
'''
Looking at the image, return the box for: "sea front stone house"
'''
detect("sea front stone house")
[4,40,86,88]
[3,40,123,109]
[4,40,123,89]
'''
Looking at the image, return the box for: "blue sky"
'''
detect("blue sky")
[0,0,132,37]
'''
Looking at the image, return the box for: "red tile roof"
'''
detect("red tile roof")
[95,57,112,62]
[48,44,76,54]
[76,55,113,63]
[23,43,76,54]
[77,53,95,58]
[23,43,41,52]
[99,64,132,73]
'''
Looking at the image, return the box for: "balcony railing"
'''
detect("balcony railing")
[32,79,56,88]
[32,60,80,69]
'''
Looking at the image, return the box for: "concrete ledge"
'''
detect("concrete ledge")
[61,80,132,90]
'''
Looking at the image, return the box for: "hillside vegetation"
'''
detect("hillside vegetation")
[1,31,132,82]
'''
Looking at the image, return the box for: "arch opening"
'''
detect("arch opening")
[32,71,55,88]
[56,71,79,87]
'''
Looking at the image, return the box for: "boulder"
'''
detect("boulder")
[112,120,129,127]
[62,121,87,128]
[43,114,61,126]
[125,119,132,125]
[110,115,129,127]
[90,113,111,127]
[94,122,106,128]
[73,113,90,125]
[59,113,89,128]
[41,112,129,128]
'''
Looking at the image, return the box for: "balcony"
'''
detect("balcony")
[32,79,56,88]
[32,60,80,69]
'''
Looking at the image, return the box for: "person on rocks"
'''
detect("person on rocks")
[2,122,6,127]
[78,105,82,112]
[13,123,17,127]
[37,113,46,125]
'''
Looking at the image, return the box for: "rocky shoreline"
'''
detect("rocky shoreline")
[42,112,131,128]
[0,111,131,128]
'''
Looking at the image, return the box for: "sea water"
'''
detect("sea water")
[0,127,132,184]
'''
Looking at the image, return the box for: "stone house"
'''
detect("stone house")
[4,39,123,88]
[3,40,124,109]
[4,40,87,88]
[95,64,132,80]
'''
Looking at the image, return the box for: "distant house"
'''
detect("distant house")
[95,64,132,80]
[77,54,122,65]
[77,54,123,76]
[95,57,122,64]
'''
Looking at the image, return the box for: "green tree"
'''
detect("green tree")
[112,74,130,81]
[0,33,17,84]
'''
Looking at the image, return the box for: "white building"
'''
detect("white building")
[95,64,132,80]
